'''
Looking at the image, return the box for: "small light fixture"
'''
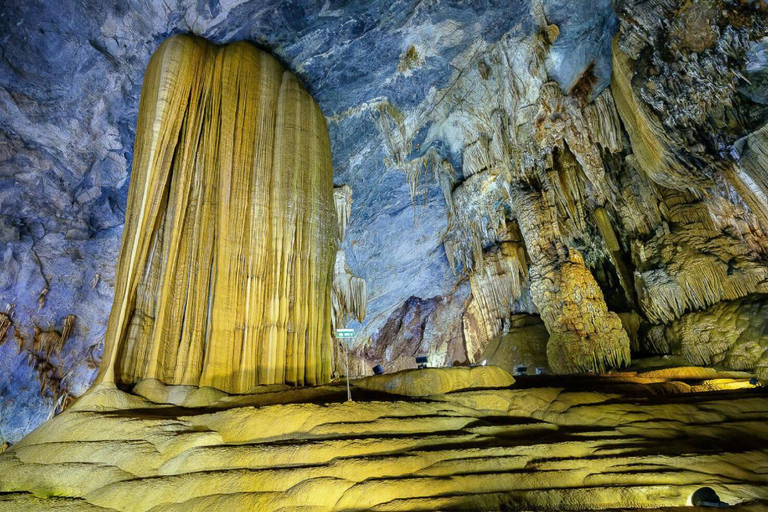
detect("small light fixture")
[514,365,528,376]
[415,356,428,369]
[373,364,384,375]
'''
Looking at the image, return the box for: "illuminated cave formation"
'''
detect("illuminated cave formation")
[2,1,768,510]
[98,35,337,392]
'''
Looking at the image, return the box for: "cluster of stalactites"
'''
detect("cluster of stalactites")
[444,169,512,275]
[97,35,337,393]
[610,36,714,191]
[331,251,368,331]
[624,172,768,324]
[331,185,367,332]
[464,239,531,353]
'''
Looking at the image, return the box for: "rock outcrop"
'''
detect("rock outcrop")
[2,0,768,444]
[645,295,768,381]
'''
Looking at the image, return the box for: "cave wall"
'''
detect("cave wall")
[1,0,767,444]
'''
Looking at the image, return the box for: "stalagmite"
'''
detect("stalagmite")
[96,35,337,392]
[512,184,630,374]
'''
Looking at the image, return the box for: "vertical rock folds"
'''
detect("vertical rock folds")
[97,35,336,392]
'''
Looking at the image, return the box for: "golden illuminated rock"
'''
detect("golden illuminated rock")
[513,184,631,374]
[464,240,530,356]
[353,365,515,397]
[96,35,336,392]
[610,36,710,191]
[0,368,766,511]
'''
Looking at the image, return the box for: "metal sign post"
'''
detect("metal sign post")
[335,329,355,402]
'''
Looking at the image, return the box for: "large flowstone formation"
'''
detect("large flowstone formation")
[97,35,337,393]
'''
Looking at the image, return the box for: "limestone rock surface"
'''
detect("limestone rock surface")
[0,369,766,511]
[2,0,768,444]
[353,365,515,397]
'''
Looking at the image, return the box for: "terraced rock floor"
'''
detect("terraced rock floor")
[1,366,767,511]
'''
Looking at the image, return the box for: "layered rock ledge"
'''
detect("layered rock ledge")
[1,365,767,511]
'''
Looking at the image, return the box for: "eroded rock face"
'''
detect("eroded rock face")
[2,0,768,443]
[645,295,768,380]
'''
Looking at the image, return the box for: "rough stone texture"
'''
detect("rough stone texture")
[644,295,768,381]
[353,365,515,396]
[351,282,472,375]
[480,314,550,375]
[2,0,768,444]
[0,372,766,511]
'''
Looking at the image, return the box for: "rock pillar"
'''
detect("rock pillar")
[97,35,336,392]
[513,184,630,373]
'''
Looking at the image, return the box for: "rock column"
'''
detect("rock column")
[513,184,630,374]
[97,35,336,392]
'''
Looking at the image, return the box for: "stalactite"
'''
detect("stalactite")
[462,137,491,178]
[444,170,511,274]
[32,315,74,359]
[546,146,590,240]
[584,91,623,154]
[331,250,367,331]
[96,35,336,392]
[334,185,353,243]
[374,100,427,209]
[593,207,637,308]
[611,36,710,191]
[331,185,367,375]
[331,184,367,330]
[464,241,532,356]
[633,187,768,324]
[434,155,457,217]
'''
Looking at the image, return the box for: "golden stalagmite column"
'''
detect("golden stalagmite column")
[95,34,336,392]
